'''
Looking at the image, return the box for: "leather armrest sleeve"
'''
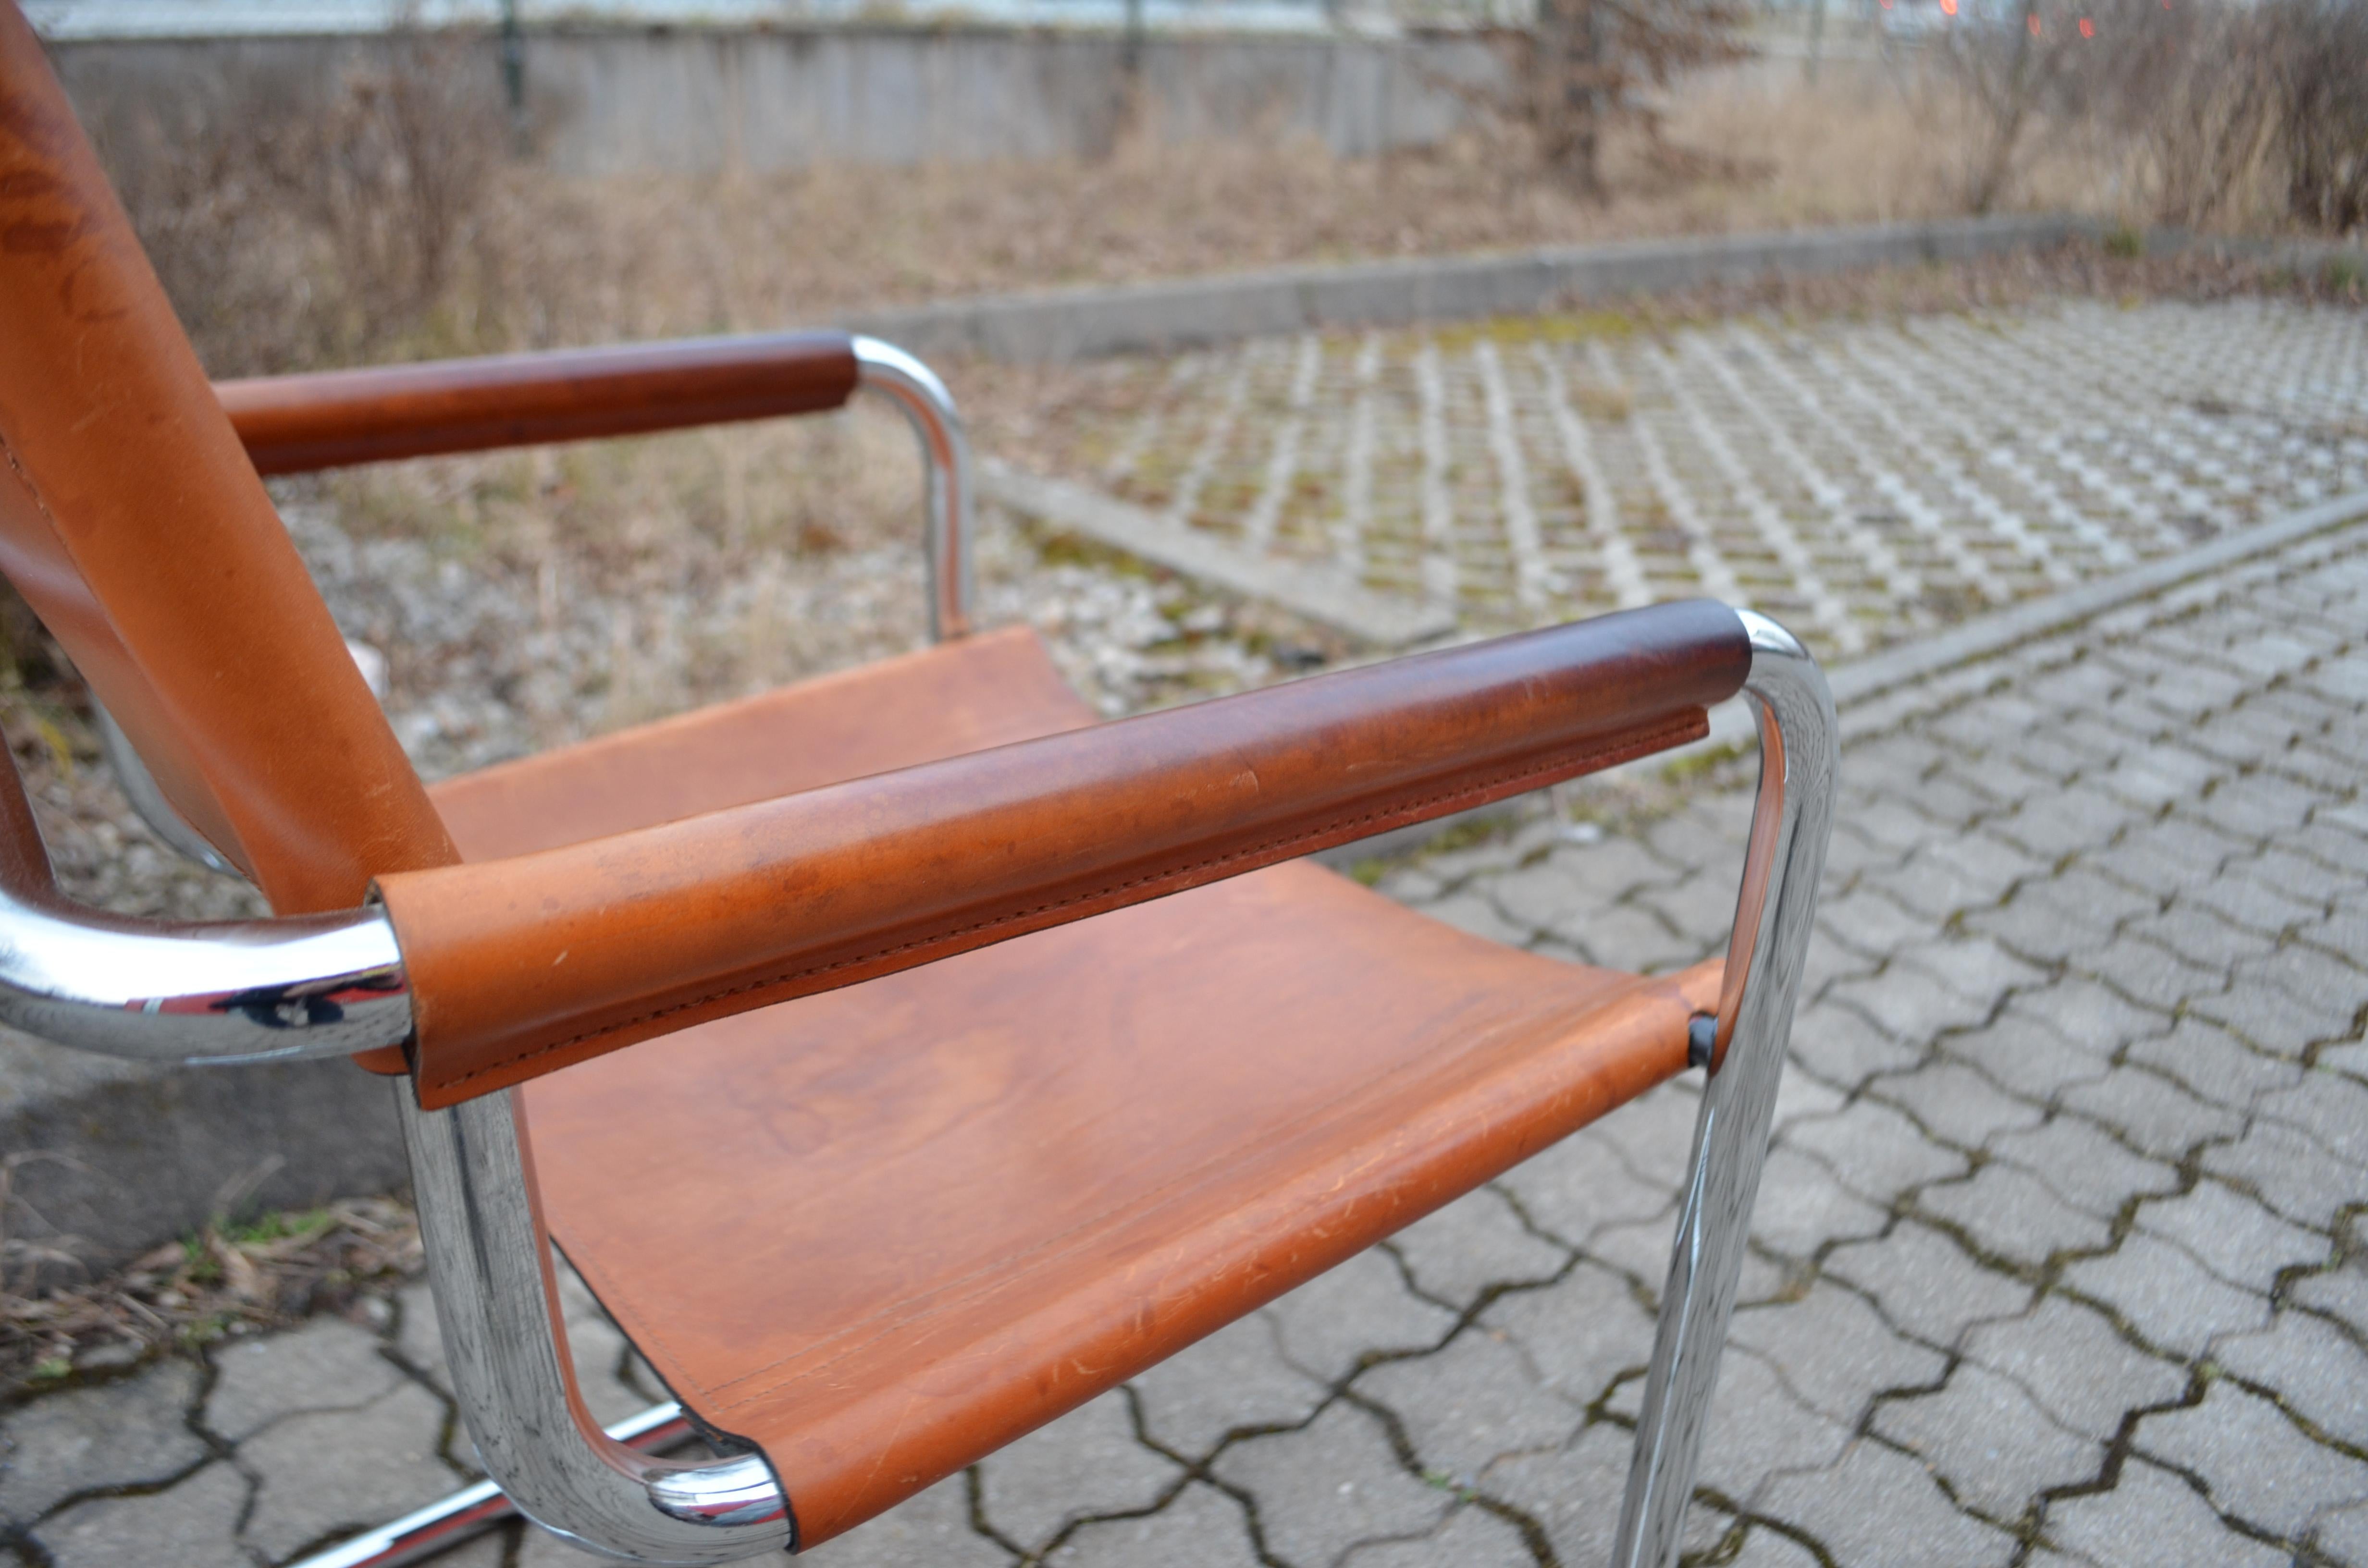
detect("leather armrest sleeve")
[378,600,1752,1107]
[216,331,860,474]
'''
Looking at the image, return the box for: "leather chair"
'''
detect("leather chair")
[0,11,1835,1567]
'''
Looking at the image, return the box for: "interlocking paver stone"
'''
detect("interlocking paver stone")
[1743,1145,1889,1261]
[2134,1181,2329,1291]
[1209,1399,1450,1567]
[1780,1098,1971,1207]
[1823,1220,2035,1348]
[2123,906,2278,971]
[2082,934,2232,1012]
[1871,1360,2103,1523]
[2257,1070,2368,1167]
[2006,975,2173,1054]
[1872,1061,2045,1148]
[205,1315,405,1443]
[1264,1250,1457,1386]
[1132,1314,1328,1461]
[1917,1161,2114,1268]
[2203,1118,2368,1231]
[1964,1295,2189,1441]
[2062,1231,2272,1357]
[2123,1017,2305,1106]
[29,1459,251,1568]
[2135,1381,2368,1540]
[1941,1012,2117,1102]
[1473,1421,1633,1568]
[1785,997,1925,1086]
[1724,1282,1947,1427]
[2315,1498,2368,1568]
[1388,1187,1569,1312]
[1824,961,1997,1048]
[2291,1264,2368,1340]
[2045,1455,2290,1568]
[801,1477,1011,1567]
[1756,1437,2018,1567]
[1495,1126,1675,1253]
[239,1381,459,1561]
[2212,1311,2368,1449]
[1356,1328,1580,1483]
[0,1358,204,1521]
[1986,1113,2181,1219]
[1337,1502,1531,1568]
[1481,1262,1657,1412]
[976,1390,1183,1554]
[1687,1348,1854,1509]
[1040,1482,1261,1568]
[2058,1067,2245,1161]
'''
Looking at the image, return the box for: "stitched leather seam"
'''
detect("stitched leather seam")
[433,713,1701,1091]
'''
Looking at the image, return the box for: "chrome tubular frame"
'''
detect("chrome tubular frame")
[0,886,409,1065]
[93,706,238,875]
[852,335,976,643]
[0,757,410,1065]
[286,1403,697,1568]
[1610,609,1838,1568]
[98,637,388,881]
[4,596,1824,1567]
[397,1083,795,1563]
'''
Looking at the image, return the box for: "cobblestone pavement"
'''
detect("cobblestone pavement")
[6,520,2368,1566]
[1019,299,2368,661]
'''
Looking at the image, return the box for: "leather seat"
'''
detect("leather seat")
[430,626,1717,1548]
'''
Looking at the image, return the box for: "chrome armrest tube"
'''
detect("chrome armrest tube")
[852,335,975,643]
[0,879,410,1066]
[113,343,970,879]
[1612,609,1838,1568]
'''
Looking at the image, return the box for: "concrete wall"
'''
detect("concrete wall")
[46,24,1502,176]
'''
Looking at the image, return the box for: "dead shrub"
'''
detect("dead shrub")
[1922,0,2368,231]
[77,26,509,374]
[2083,0,2282,229]
[2269,0,2368,233]
[1461,0,1755,200]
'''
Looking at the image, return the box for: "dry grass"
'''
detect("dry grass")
[0,1195,420,1400]
[103,53,2102,380]
[1666,55,2114,227]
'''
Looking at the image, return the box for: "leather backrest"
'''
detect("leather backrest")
[0,4,456,913]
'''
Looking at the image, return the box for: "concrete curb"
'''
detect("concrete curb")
[844,214,2091,363]
[981,458,1458,648]
[1314,488,2368,867]
[0,1037,410,1285]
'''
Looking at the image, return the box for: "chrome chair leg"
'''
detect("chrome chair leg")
[1611,611,1837,1568]
[398,1083,793,1564]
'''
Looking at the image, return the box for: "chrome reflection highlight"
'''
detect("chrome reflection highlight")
[400,1084,793,1563]
[1612,607,1838,1568]
[93,704,237,875]
[853,335,976,642]
[95,638,388,879]
[0,753,410,1065]
[284,1404,695,1568]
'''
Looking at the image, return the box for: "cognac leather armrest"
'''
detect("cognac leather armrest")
[378,600,1751,1107]
[216,331,860,474]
